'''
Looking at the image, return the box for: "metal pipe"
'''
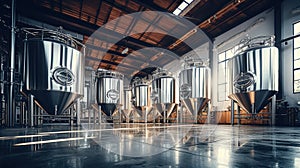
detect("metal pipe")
[0,63,3,126]
[231,100,235,126]
[275,0,282,100]
[7,0,16,127]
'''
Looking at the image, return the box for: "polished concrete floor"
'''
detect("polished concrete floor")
[1,124,300,168]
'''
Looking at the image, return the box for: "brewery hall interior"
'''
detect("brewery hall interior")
[1,0,300,167]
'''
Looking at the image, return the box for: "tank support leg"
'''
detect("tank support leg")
[207,102,211,124]
[271,95,276,126]
[194,100,198,124]
[237,105,241,125]
[177,104,179,123]
[76,99,80,126]
[98,105,101,124]
[180,102,183,123]
[163,104,166,123]
[231,100,235,126]
[93,108,96,125]
[119,108,122,124]
[88,109,91,128]
[29,94,34,127]
[70,108,73,126]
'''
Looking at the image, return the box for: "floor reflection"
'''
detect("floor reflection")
[1,125,300,167]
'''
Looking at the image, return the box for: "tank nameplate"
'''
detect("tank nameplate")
[234,72,255,90]
[52,67,75,86]
[180,83,191,99]
[107,89,119,101]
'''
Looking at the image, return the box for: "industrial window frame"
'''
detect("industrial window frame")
[293,21,300,93]
[217,47,236,102]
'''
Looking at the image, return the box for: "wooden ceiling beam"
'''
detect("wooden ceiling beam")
[94,0,103,24]
[79,0,84,19]
[86,56,139,70]
[130,0,169,12]
[17,2,163,51]
[85,44,163,67]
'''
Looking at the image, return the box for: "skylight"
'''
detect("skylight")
[173,0,195,15]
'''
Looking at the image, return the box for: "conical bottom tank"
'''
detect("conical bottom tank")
[228,90,277,114]
[181,98,209,115]
[154,103,176,118]
[228,44,279,114]
[96,69,123,117]
[31,90,81,115]
[24,39,84,115]
[99,103,117,116]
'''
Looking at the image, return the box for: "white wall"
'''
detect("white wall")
[281,0,300,106]
[212,9,275,111]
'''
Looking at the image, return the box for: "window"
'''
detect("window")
[173,0,195,15]
[217,47,237,101]
[293,21,300,93]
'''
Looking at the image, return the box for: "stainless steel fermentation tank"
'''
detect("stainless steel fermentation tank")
[96,69,123,117]
[131,78,153,122]
[179,58,211,123]
[151,69,175,123]
[122,86,133,122]
[23,28,84,115]
[228,36,279,114]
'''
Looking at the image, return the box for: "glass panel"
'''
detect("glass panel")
[218,84,226,101]
[294,48,300,60]
[218,62,226,83]
[294,80,300,93]
[218,52,226,62]
[226,49,234,59]
[294,37,300,49]
[295,60,300,69]
[226,61,231,84]
[233,46,239,55]
[173,9,181,15]
[294,69,300,80]
[185,0,194,4]
[225,90,229,101]
[178,2,188,10]
[294,22,300,35]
